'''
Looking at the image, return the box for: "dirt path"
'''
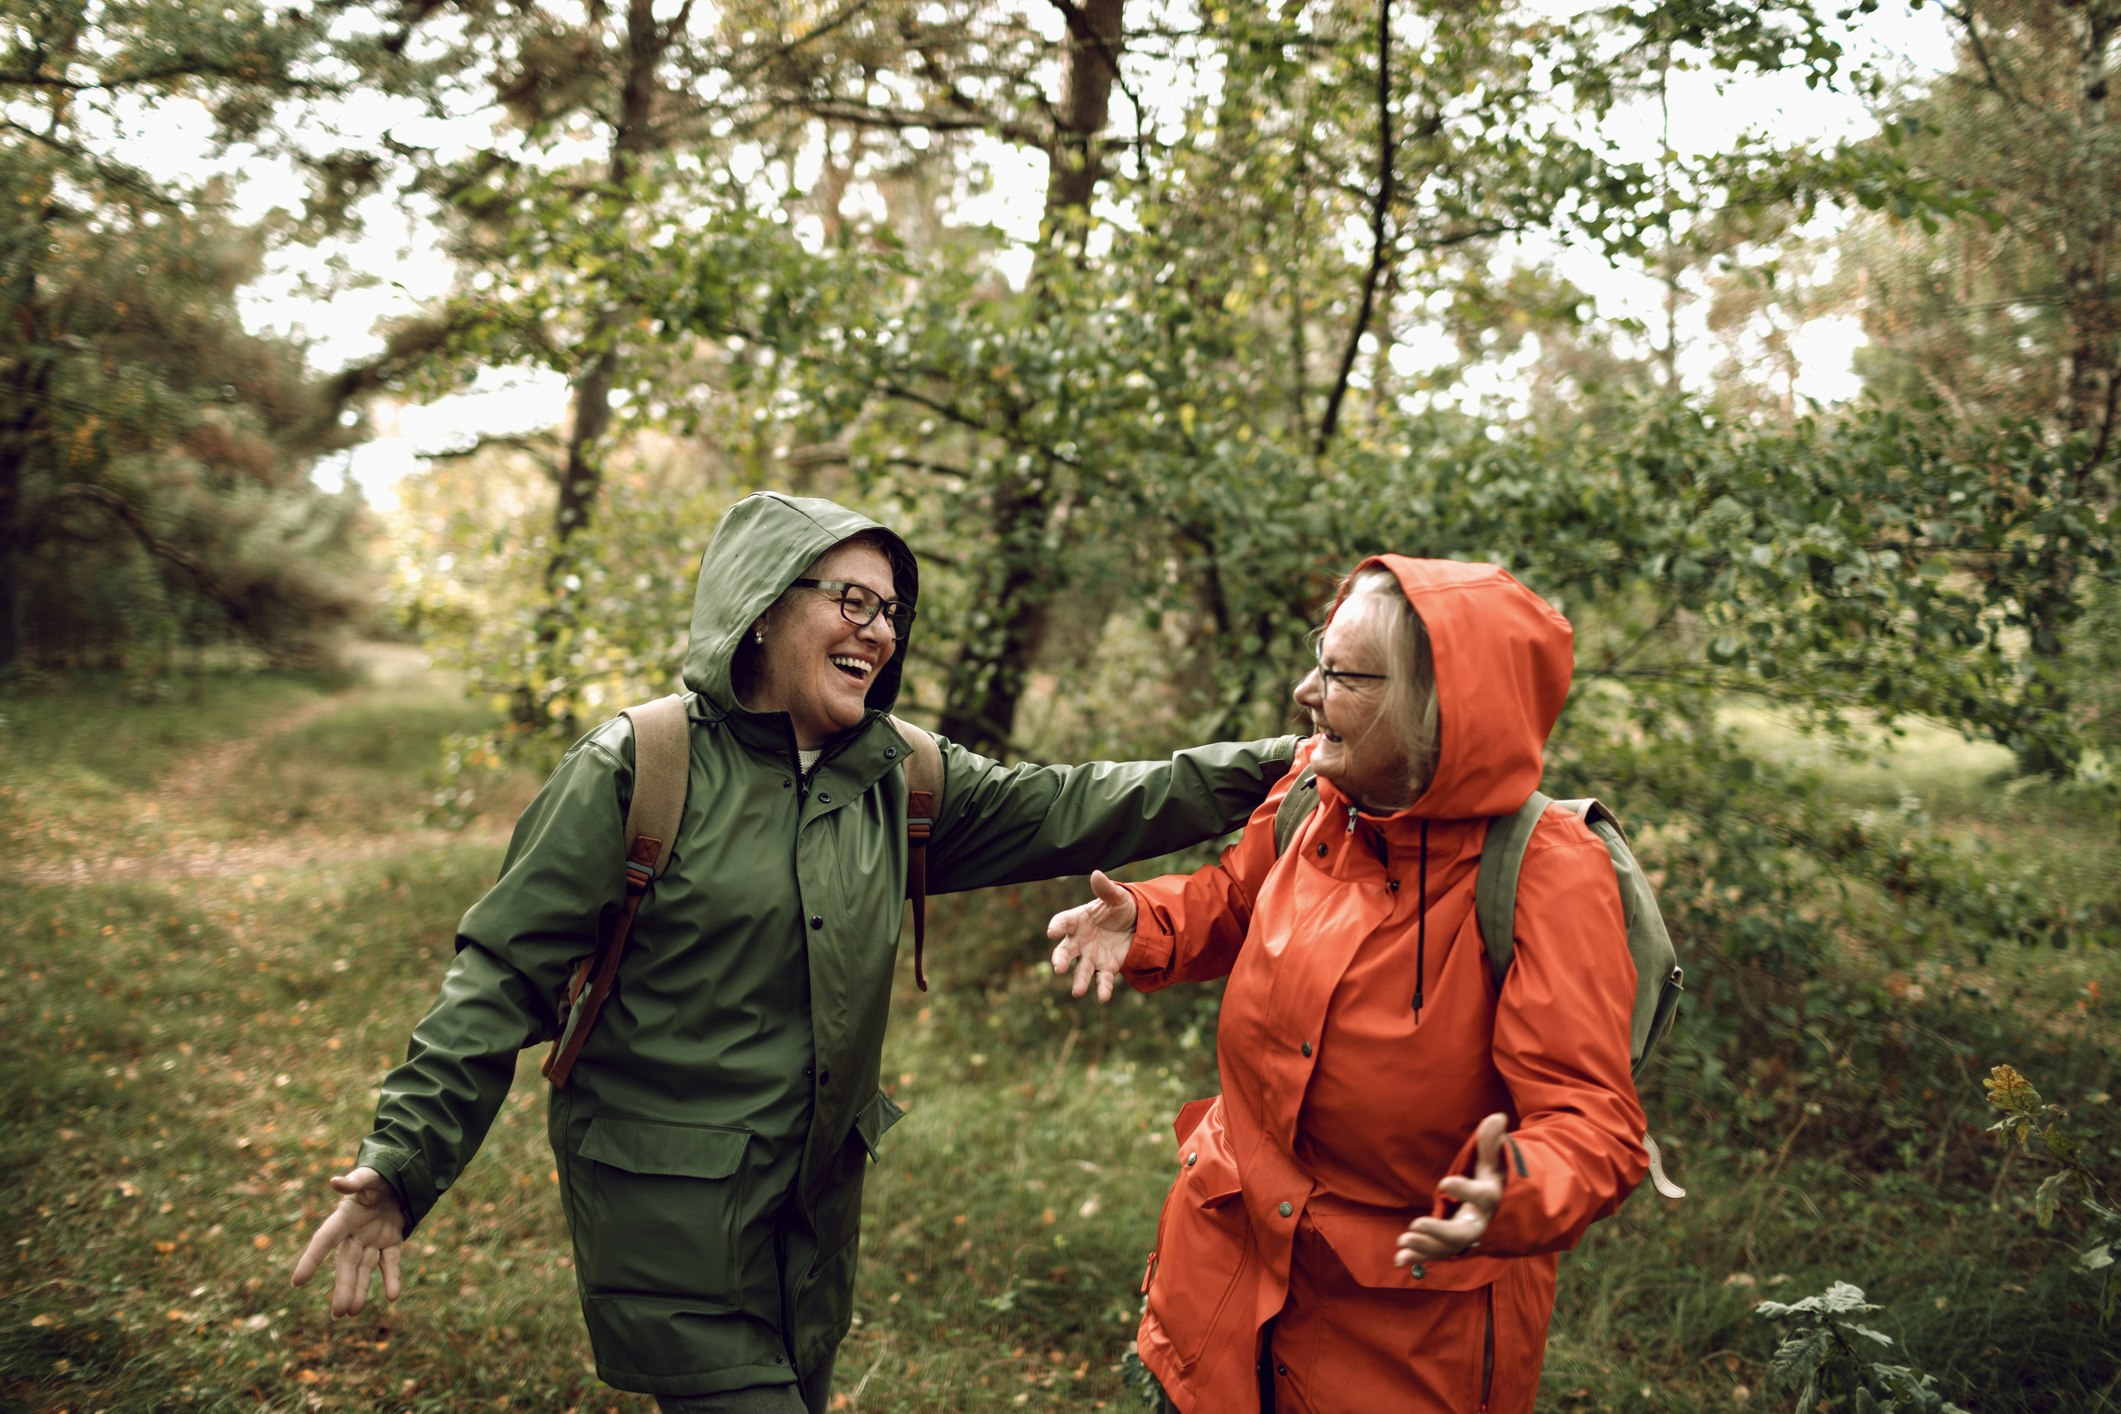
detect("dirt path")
[5,642,512,887]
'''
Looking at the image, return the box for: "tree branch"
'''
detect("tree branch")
[729,0,879,82]
[26,484,262,637]
[787,98,1047,148]
[0,116,190,210]
[425,432,565,481]
[0,60,350,99]
[1315,0,1394,457]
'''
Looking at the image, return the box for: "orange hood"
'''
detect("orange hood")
[1328,556,1574,820]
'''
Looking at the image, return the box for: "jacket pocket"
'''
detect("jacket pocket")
[575,1117,749,1303]
[1144,1107,1251,1371]
[1307,1210,1510,1292]
[854,1089,905,1162]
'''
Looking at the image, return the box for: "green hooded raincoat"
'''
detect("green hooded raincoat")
[354,493,1295,1398]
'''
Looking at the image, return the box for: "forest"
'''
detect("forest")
[0,0,2116,1409]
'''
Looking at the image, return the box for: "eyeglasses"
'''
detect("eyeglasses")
[1311,640,1388,697]
[792,578,917,636]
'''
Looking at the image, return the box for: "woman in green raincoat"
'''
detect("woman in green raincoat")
[292,492,1295,1411]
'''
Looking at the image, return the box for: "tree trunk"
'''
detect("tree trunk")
[2012,8,2119,776]
[518,0,665,731]
[935,0,1125,755]
[0,15,81,675]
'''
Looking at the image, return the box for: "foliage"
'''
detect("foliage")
[1814,0,2121,774]
[4,666,2113,1409]
[1756,1283,1968,1413]
[0,0,369,671]
[1985,1063,2121,1325]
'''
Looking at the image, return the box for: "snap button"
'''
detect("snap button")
[1278,1201,1293,1218]
[885,746,897,758]
[1300,1041,1312,1057]
[810,915,824,929]
[1409,1263,1426,1280]
[1316,843,1327,857]
[1277,1363,1288,1376]
[819,791,832,803]
[803,1065,814,1078]
[1185,1152,1197,1166]
[782,778,792,789]
[1388,879,1399,892]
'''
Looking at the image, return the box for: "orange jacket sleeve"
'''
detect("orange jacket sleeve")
[1448,814,1649,1255]
[1120,743,1315,991]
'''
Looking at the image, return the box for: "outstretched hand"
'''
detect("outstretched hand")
[291,1166,406,1317]
[1047,869,1139,1004]
[1395,1113,1509,1265]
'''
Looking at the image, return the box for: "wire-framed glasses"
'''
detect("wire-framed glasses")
[792,577,917,635]
[1310,638,1388,698]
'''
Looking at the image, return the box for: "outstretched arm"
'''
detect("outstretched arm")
[1047,869,1139,1003]
[1042,741,1318,996]
[924,734,1296,894]
[331,723,634,1247]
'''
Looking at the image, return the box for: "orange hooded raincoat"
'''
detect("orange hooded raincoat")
[1120,558,1648,1414]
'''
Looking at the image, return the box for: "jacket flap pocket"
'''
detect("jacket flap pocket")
[1172,1096,1217,1147]
[855,1089,906,1160]
[1308,1211,1510,1291]
[580,1118,747,1179]
[1176,1115,1242,1208]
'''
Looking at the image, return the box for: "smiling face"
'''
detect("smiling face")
[1292,582,1415,812]
[751,540,900,750]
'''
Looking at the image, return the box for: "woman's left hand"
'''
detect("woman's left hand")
[1395,1112,1508,1265]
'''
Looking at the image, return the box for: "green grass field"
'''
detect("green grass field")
[1,658,2114,1410]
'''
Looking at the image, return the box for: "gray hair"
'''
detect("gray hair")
[1340,566,1441,806]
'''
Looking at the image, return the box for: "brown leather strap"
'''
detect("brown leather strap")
[905,789,934,990]
[541,694,692,1090]
[542,832,660,1088]
[890,716,943,992]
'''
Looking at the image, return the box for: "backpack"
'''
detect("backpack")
[1270,769,1689,1198]
[541,695,944,1089]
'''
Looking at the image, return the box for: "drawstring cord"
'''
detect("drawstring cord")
[1413,819,1429,1018]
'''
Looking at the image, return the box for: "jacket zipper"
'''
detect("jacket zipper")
[1478,1282,1495,1413]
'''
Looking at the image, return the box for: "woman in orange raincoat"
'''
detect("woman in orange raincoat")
[1049,558,1648,1413]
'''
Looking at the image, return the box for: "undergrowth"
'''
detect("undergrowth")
[1,663,2114,1410]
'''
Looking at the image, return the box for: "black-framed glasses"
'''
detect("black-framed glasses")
[1311,640,1388,696]
[792,577,917,635]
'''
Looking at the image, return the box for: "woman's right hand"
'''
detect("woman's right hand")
[290,1166,406,1317]
[1047,869,1139,1004]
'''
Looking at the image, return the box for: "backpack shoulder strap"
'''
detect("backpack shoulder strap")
[621,693,691,879]
[543,693,692,1089]
[1271,767,1320,856]
[1474,789,1553,985]
[889,715,943,992]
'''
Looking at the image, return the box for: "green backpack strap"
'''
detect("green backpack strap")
[1474,790,1553,986]
[1477,791,1689,1199]
[1270,767,1320,856]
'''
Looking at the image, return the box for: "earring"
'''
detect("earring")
[753,628,765,645]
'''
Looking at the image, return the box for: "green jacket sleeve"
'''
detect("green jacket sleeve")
[356,725,632,1234]
[926,735,1297,894]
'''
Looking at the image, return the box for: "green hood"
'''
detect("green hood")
[680,492,919,716]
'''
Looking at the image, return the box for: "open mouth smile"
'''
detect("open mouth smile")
[830,655,874,682]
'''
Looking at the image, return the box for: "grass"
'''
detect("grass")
[1,659,2115,1410]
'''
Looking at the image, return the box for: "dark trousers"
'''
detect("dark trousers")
[655,1347,836,1414]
